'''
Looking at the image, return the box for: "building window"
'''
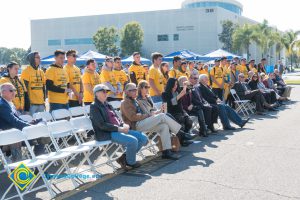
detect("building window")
[48,39,61,46]
[173,34,179,41]
[157,34,169,41]
[205,8,214,13]
[64,38,93,45]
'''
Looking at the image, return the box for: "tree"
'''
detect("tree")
[0,47,28,65]
[282,30,300,71]
[120,22,144,56]
[218,20,237,52]
[93,26,119,56]
[232,24,256,59]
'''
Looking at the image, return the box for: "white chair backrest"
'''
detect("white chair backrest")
[230,89,240,101]
[84,105,90,115]
[69,106,86,117]
[22,124,50,140]
[0,129,24,146]
[109,101,121,110]
[33,111,53,122]
[70,116,93,131]
[47,120,73,138]
[19,114,33,122]
[51,109,71,120]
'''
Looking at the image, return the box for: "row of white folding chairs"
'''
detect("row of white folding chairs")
[0,117,115,200]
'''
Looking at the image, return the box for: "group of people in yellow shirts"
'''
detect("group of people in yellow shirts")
[0,48,267,115]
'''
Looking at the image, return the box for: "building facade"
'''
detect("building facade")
[31,0,281,64]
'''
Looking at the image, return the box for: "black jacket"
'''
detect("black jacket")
[199,84,218,105]
[90,99,123,141]
[232,81,251,99]
[248,80,259,90]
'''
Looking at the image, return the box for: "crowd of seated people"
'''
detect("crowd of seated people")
[0,49,293,171]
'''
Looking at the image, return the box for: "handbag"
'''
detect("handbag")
[156,134,181,152]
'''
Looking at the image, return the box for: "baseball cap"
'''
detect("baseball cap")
[125,83,137,91]
[93,84,110,95]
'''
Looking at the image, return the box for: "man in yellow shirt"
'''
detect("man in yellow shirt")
[45,50,71,112]
[248,59,258,74]
[100,57,122,101]
[169,56,181,79]
[149,52,164,103]
[21,52,46,115]
[237,58,249,79]
[82,59,100,105]
[64,50,83,107]
[209,59,224,100]
[128,52,146,85]
[113,56,129,100]
[178,61,189,78]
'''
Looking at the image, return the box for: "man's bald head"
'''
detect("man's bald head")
[0,82,16,101]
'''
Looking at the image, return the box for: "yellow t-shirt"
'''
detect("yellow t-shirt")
[168,68,181,79]
[178,71,189,78]
[100,69,118,96]
[64,64,81,101]
[113,70,128,99]
[21,65,45,105]
[82,69,100,103]
[0,77,26,110]
[199,69,210,86]
[45,65,69,104]
[249,65,258,73]
[237,65,249,79]
[209,66,224,88]
[128,64,145,84]
[148,65,164,96]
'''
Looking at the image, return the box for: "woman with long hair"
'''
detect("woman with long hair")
[0,61,29,113]
[162,78,194,146]
[159,62,169,90]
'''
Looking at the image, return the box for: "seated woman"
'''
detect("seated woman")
[90,84,148,169]
[162,77,194,146]
[248,74,277,106]
[262,73,288,103]
[136,80,191,146]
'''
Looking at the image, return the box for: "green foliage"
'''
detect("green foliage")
[0,47,28,65]
[93,26,119,56]
[120,22,144,56]
[218,20,237,52]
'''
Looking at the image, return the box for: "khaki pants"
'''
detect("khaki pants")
[136,113,181,150]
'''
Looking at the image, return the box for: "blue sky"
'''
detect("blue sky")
[0,0,299,49]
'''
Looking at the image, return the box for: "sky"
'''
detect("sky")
[0,0,299,49]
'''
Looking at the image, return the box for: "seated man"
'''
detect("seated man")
[198,74,249,130]
[121,83,180,160]
[232,74,276,115]
[0,82,49,161]
[263,73,288,102]
[90,84,148,169]
[273,69,292,98]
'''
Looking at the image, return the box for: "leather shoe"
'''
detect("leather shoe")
[223,126,236,130]
[255,111,265,115]
[180,140,193,147]
[126,161,142,169]
[162,150,179,160]
[116,153,127,169]
[240,118,250,128]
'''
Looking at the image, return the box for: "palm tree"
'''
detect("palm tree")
[282,30,300,71]
[232,24,256,59]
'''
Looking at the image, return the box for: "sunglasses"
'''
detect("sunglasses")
[192,77,199,80]
[129,89,137,92]
[8,89,16,92]
[143,86,150,89]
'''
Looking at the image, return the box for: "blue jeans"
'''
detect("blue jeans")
[151,96,163,103]
[49,103,69,112]
[218,104,243,128]
[111,130,148,165]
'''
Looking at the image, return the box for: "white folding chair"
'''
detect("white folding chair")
[47,120,101,175]
[33,111,53,122]
[22,124,78,194]
[69,106,86,118]
[84,105,90,116]
[109,101,121,110]
[153,102,162,110]
[230,89,253,116]
[0,129,54,200]
[70,116,117,172]
[19,115,33,122]
[51,109,71,121]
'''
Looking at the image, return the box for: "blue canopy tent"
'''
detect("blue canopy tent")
[163,49,207,61]
[121,55,151,65]
[78,50,107,63]
[203,49,241,60]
